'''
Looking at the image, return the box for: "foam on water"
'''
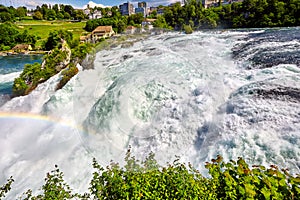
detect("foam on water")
[1,29,300,198]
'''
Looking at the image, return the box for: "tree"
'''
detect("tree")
[63,5,74,18]
[128,13,144,25]
[56,12,64,20]
[41,4,49,19]
[33,11,43,20]
[12,77,28,96]
[43,30,73,50]
[0,12,12,22]
[52,4,60,14]
[73,10,86,21]
[16,7,27,18]
[153,15,170,29]
[0,23,19,48]
[45,9,56,20]
[63,12,71,19]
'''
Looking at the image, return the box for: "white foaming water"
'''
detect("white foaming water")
[0,72,21,84]
[1,30,300,198]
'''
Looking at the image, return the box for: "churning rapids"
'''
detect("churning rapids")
[1,28,300,197]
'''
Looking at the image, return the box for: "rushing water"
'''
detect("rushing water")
[0,28,300,198]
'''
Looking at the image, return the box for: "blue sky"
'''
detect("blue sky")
[2,0,177,9]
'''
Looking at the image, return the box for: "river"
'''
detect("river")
[0,54,43,106]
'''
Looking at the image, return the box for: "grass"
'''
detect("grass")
[15,20,87,48]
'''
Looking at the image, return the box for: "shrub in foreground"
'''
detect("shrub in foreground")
[1,149,300,199]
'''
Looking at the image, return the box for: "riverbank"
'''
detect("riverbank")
[0,50,49,56]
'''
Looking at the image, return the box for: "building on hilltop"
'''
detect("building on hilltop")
[90,26,115,43]
[119,1,134,16]
[202,0,218,8]
[125,26,137,34]
[157,8,164,15]
[135,7,146,17]
[138,1,147,8]
[202,0,243,8]
[141,18,156,29]
[12,44,32,53]
[169,1,185,7]
[90,10,102,19]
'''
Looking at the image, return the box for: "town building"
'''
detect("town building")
[138,2,147,8]
[135,1,148,17]
[141,18,156,29]
[83,8,90,16]
[149,7,157,13]
[157,8,164,15]
[202,0,243,8]
[135,7,146,17]
[202,0,219,8]
[91,26,115,42]
[169,1,185,7]
[12,44,32,53]
[90,10,102,19]
[119,1,134,16]
[125,26,137,34]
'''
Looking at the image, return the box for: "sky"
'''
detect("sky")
[1,0,179,9]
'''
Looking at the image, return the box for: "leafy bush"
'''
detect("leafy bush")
[12,45,71,96]
[184,25,193,34]
[56,63,78,90]
[42,30,73,51]
[2,149,300,199]
[12,62,42,96]
[71,43,94,62]
[0,176,13,199]
[0,23,37,49]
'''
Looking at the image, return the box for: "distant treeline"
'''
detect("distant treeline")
[159,0,300,29]
[0,23,37,51]
[85,0,300,32]
[0,4,86,21]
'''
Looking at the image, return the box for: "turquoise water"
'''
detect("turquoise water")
[0,54,43,95]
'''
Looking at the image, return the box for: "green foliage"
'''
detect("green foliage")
[152,15,171,29]
[0,176,14,199]
[0,23,37,50]
[84,16,128,33]
[13,44,71,96]
[0,5,16,22]
[56,63,78,90]
[45,9,56,21]
[43,47,68,74]
[156,0,300,30]
[89,149,209,199]
[0,23,19,48]
[184,24,193,34]
[12,62,41,96]
[205,156,300,199]
[127,13,144,26]
[43,30,73,51]
[39,166,75,199]
[22,165,79,200]
[32,11,43,20]
[71,42,94,62]
[2,151,300,199]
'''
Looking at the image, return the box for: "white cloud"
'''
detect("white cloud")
[25,0,41,8]
[83,1,109,9]
[131,0,177,7]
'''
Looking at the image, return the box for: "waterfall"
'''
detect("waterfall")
[1,28,300,198]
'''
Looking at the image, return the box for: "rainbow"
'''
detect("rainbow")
[0,112,84,133]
